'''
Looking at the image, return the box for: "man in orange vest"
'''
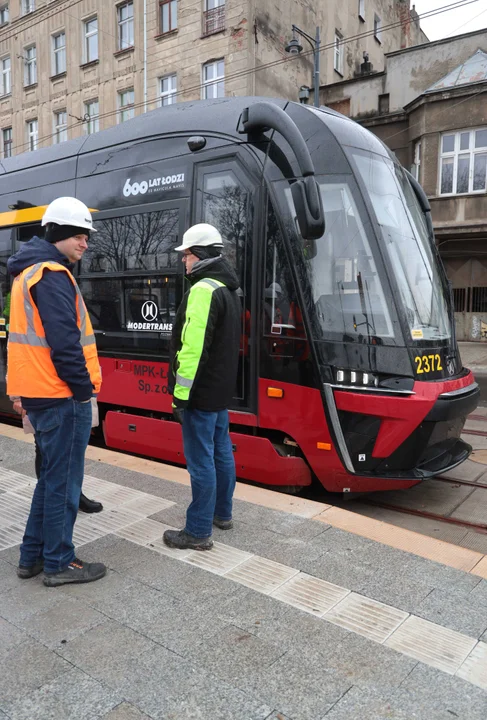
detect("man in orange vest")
[7,197,106,587]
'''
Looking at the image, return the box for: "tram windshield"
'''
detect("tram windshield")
[291,177,395,343]
[353,150,451,341]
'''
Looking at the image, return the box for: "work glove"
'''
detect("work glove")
[172,406,185,425]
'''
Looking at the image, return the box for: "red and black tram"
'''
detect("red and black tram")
[0,97,479,493]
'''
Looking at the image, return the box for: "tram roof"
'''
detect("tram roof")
[0,96,389,178]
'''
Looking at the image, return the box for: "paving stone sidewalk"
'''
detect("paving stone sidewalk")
[0,435,487,720]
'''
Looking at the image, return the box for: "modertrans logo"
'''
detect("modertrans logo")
[127,301,172,335]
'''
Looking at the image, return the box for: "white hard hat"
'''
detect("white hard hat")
[265,282,282,298]
[42,197,97,232]
[175,223,223,252]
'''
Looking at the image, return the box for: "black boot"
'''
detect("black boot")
[17,559,44,579]
[163,529,213,551]
[44,558,107,587]
[79,493,103,513]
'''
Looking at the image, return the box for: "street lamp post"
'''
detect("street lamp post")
[285,25,321,108]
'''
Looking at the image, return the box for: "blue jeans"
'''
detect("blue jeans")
[20,398,92,573]
[183,409,236,539]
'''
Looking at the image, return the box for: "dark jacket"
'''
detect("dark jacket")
[169,256,240,412]
[8,236,93,410]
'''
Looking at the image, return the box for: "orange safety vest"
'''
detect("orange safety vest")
[7,262,101,398]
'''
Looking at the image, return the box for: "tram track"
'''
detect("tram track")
[361,497,487,535]
[462,428,487,438]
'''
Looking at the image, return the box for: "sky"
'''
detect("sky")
[412,0,487,41]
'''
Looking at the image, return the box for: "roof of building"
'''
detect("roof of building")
[424,48,487,94]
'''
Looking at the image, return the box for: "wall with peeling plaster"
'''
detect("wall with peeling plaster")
[0,0,427,154]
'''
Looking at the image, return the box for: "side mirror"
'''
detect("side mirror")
[291,176,325,240]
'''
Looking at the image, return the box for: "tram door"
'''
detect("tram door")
[261,200,313,388]
[194,159,256,411]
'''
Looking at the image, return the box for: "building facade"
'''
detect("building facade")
[320,29,487,342]
[0,0,426,156]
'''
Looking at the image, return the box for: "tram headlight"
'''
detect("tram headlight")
[335,369,379,387]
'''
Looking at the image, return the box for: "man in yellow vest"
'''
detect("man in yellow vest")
[7,197,106,587]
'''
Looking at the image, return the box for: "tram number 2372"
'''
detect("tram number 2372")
[414,354,443,374]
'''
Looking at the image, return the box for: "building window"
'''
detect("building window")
[52,32,66,76]
[53,111,67,144]
[378,93,389,114]
[118,89,134,122]
[202,59,224,99]
[84,17,98,63]
[2,127,12,158]
[0,5,9,26]
[412,140,421,181]
[374,14,381,42]
[0,57,10,96]
[26,119,38,151]
[117,2,134,51]
[334,31,343,75]
[84,100,99,134]
[159,74,177,105]
[440,128,487,195]
[160,0,177,34]
[202,0,225,37]
[358,0,365,21]
[24,46,36,87]
[21,0,34,14]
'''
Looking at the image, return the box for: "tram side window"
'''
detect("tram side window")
[264,203,307,341]
[16,223,44,248]
[78,207,182,356]
[201,168,249,280]
[80,209,179,273]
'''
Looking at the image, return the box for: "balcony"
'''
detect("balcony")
[202,6,225,37]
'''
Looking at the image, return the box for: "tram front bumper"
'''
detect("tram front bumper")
[331,374,479,480]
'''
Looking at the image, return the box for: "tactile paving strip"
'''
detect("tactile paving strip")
[121,496,175,516]
[116,518,169,545]
[225,555,299,594]
[183,542,253,576]
[0,504,30,529]
[0,524,25,550]
[271,572,350,617]
[1,464,486,694]
[96,486,151,506]
[0,474,30,493]
[385,615,478,674]
[81,475,123,495]
[8,485,35,500]
[0,467,32,491]
[148,533,194,560]
[325,592,409,643]
[456,640,487,690]
[72,523,108,547]
[80,507,145,534]
[0,494,32,528]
